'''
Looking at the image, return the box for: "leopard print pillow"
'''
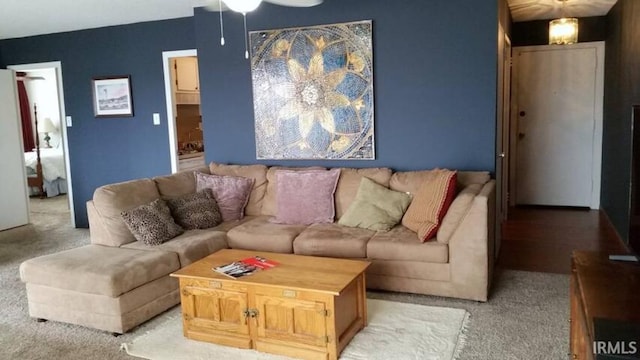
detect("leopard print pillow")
[166,189,222,230]
[121,198,184,246]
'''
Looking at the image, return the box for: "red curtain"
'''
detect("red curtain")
[16,75,35,152]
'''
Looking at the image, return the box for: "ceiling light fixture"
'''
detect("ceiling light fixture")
[549,0,578,45]
[224,0,262,13]
[209,0,323,58]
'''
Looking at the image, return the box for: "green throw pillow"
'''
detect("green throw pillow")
[338,177,412,231]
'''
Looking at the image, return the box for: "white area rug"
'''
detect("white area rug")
[122,299,469,360]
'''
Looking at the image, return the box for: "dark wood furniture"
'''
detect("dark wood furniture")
[27,104,45,198]
[570,251,640,359]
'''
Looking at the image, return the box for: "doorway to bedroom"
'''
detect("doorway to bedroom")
[7,62,75,227]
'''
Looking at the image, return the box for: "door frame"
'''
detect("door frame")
[510,41,604,210]
[162,49,197,174]
[8,61,75,227]
[495,26,511,259]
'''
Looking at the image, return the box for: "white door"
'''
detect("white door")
[0,70,30,230]
[513,43,603,208]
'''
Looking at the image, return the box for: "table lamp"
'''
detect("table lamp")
[38,117,56,148]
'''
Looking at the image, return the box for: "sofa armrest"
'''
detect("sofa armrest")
[447,180,495,301]
[87,200,117,247]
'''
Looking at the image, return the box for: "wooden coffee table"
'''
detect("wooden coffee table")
[170,249,370,360]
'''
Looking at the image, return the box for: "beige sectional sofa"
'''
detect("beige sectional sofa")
[19,163,495,334]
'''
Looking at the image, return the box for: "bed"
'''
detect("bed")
[24,147,67,198]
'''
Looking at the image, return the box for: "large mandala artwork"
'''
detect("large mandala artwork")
[250,20,374,160]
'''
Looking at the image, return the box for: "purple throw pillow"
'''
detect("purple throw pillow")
[195,172,254,222]
[271,169,341,225]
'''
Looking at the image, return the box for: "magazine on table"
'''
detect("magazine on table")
[213,256,279,278]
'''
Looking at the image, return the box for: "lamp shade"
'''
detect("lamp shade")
[549,18,578,45]
[38,117,56,133]
[223,0,262,13]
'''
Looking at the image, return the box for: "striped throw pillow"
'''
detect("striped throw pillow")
[401,170,457,242]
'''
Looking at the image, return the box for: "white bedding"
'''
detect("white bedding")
[24,147,66,183]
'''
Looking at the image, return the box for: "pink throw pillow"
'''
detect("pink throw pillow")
[271,169,341,225]
[195,172,254,222]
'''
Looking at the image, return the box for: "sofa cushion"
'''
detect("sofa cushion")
[19,245,180,297]
[226,216,306,253]
[293,223,375,258]
[122,229,228,266]
[457,171,490,188]
[391,169,490,193]
[261,166,326,216]
[334,167,392,219]
[390,169,441,195]
[92,178,161,247]
[339,177,411,231]
[166,189,222,230]
[272,169,340,225]
[367,225,449,263]
[402,170,457,241]
[210,215,258,232]
[196,172,254,222]
[121,198,184,246]
[210,163,268,216]
[367,260,450,282]
[437,184,483,244]
[153,170,203,199]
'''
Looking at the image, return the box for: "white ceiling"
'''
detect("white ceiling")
[0,0,211,40]
[0,0,619,40]
[508,0,618,22]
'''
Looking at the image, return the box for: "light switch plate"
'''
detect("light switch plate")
[65,116,72,127]
[153,113,160,125]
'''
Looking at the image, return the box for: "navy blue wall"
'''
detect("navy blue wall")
[1,0,498,228]
[0,18,195,227]
[195,0,498,171]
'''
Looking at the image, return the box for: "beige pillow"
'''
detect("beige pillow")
[339,177,411,231]
[402,170,457,241]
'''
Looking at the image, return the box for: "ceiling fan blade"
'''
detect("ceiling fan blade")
[264,0,323,7]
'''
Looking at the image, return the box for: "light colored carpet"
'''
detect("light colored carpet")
[0,195,570,360]
[123,299,469,360]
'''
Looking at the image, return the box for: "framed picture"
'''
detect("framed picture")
[92,75,134,117]
[249,20,374,160]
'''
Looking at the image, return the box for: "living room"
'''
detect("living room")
[0,0,639,359]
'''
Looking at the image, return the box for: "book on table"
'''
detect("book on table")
[213,256,279,278]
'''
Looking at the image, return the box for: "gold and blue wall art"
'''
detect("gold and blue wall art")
[250,20,374,160]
